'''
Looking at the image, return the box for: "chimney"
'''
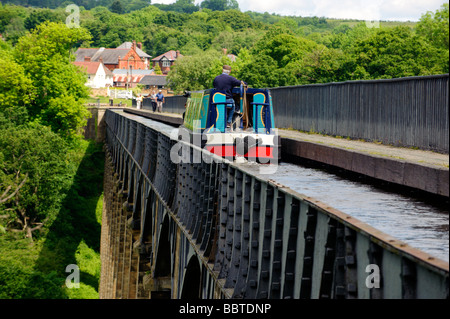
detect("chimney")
[223,48,227,55]
[99,57,103,64]
[84,56,91,62]
[132,40,136,50]
[176,50,180,59]
[137,42,142,50]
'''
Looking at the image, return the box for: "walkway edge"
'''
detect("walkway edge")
[281,137,449,197]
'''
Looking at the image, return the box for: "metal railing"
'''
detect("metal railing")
[271,74,449,153]
[158,74,449,153]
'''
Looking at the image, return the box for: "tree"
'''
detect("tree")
[13,22,92,137]
[0,52,34,126]
[154,0,199,14]
[236,29,319,87]
[208,9,255,31]
[0,124,73,240]
[167,49,227,93]
[200,0,239,11]
[110,0,124,14]
[0,3,28,34]
[416,3,449,50]
[295,46,352,84]
[154,63,163,75]
[250,29,317,68]
[238,54,280,88]
[24,8,64,30]
[349,26,449,79]
[3,16,27,44]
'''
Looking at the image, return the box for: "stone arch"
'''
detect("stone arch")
[154,214,171,278]
[130,173,144,230]
[181,256,201,299]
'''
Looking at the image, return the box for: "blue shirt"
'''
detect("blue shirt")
[213,73,242,99]
[156,92,164,101]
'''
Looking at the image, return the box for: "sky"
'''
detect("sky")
[151,0,448,21]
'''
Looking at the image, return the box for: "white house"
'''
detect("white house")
[73,59,113,88]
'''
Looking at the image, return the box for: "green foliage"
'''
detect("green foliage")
[0,53,33,126]
[0,0,150,12]
[109,0,124,14]
[0,2,27,33]
[154,63,163,75]
[295,46,353,83]
[4,2,444,90]
[167,49,228,92]
[0,124,73,238]
[201,0,239,11]
[0,19,104,298]
[349,26,449,78]
[0,139,104,299]
[416,3,449,50]
[24,8,65,31]
[14,21,92,137]
[234,29,319,87]
[0,239,66,298]
[154,0,199,14]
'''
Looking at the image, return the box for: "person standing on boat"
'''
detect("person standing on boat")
[213,65,244,128]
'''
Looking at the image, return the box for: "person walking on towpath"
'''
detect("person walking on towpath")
[156,90,165,112]
[136,94,143,109]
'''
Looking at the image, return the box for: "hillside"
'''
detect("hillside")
[0,2,447,90]
[1,1,448,91]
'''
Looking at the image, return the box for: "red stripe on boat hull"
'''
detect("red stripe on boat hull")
[205,145,275,159]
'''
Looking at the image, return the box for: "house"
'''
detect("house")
[139,75,168,90]
[74,41,151,72]
[73,59,113,88]
[117,41,151,70]
[151,50,183,74]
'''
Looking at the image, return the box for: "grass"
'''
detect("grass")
[87,96,133,107]
[0,139,105,299]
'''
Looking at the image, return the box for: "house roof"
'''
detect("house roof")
[152,50,183,62]
[113,69,154,75]
[140,75,167,86]
[74,48,97,61]
[73,61,112,75]
[75,48,133,65]
[113,74,145,83]
[117,42,151,58]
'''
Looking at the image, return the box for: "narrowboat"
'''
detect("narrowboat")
[179,85,281,162]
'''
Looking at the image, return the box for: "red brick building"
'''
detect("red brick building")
[117,47,146,70]
[151,50,183,74]
[74,41,150,72]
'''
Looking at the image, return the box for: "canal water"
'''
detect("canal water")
[242,161,449,263]
[119,111,449,263]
